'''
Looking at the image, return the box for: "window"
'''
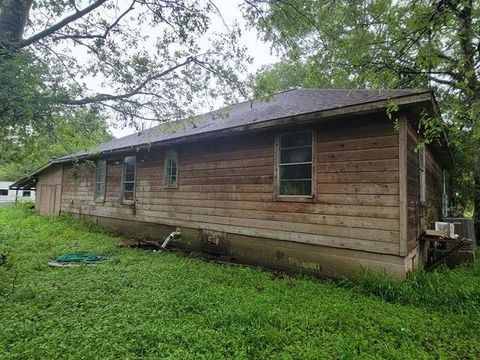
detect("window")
[95,159,107,200]
[419,148,426,202]
[22,191,31,197]
[277,131,313,197]
[0,189,8,196]
[164,151,178,188]
[122,156,136,202]
[442,168,448,217]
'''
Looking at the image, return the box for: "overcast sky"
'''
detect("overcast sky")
[108,0,279,139]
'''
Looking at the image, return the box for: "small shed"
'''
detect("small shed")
[0,180,35,205]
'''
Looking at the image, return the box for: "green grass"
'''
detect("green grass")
[1,205,480,359]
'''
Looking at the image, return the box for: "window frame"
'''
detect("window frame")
[419,148,426,203]
[274,130,316,202]
[163,150,179,189]
[94,159,107,202]
[121,155,137,204]
[0,189,8,196]
[22,191,31,197]
[442,168,448,217]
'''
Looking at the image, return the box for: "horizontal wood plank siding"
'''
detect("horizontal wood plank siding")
[406,123,443,254]
[61,115,401,256]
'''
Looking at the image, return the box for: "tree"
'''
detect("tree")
[244,0,480,222]
[0,0,249,147]
[0,108,112,180]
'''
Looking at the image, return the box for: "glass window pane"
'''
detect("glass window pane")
[164,151,178,187]
[280,164,312,180]
[277,131,313,197]
[124,156,136,168]
[280,147,312,164]
[124,182,134,192]
[122,156,136,201]
[419,149,425,170]
[123,191,133,201]
[280,131,312,148]
[95,160,107,199]
[96,160,106,178]
[123,157,136,176]
[279,180,312,196]
[95,183,105,198]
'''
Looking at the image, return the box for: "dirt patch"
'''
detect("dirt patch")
[119,238,161,250]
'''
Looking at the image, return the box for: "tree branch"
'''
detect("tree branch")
[53,0,136,41]
[100,102,160,121]
[20,0,108,48]
[59,56,196,105]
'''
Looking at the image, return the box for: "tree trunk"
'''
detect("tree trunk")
[455,0,480,236]
[0,0,32,54]
[475,154,480,238]
[474,101,480,238]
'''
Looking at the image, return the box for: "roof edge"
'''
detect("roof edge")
[64,91,434,160]
[12,90,437,183]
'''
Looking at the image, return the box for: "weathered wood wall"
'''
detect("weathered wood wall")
[62,115,400,250]
[54,116,418,274]
[58,114,406,276]
[35,164,63,215]
[406,123,443,262]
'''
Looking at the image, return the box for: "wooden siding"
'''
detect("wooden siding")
[36,164,63,215]
[406,123,443,254]
[76,213,408,278]
[61,115,401,257]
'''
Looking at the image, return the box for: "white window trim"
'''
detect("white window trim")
[94,159,107,202]
[419,148,426,202]
[442,168,448,217]
[121,155,136,204]
[274,130,316,202]
[164,150,179,189]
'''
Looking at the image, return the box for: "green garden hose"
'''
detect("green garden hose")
[56,252,106,263]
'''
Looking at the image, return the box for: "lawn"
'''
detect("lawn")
[1,205,479,359]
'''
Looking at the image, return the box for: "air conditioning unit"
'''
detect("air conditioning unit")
[435,222,455,238]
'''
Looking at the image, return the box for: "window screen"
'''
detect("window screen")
[22,191,31,197]
[278,131,313,196]
[95,159,107,200]
[0,189,8,196]
[122,156,136,202]
[164,151,178,188]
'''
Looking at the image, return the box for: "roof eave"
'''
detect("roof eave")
[12,91,438,183]
[83,91,435,158]
[9,160,57,190]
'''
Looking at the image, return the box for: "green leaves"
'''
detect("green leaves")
[0,107,112,180]
[246,0,480,214]
[1,0,250,158]
[1,206,480,358]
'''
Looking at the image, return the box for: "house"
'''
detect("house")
[11,89,454,277]
[0,180,35,205]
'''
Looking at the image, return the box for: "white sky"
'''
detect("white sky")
[108,0,279,138]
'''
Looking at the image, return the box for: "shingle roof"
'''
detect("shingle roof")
[57,88,429,161]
